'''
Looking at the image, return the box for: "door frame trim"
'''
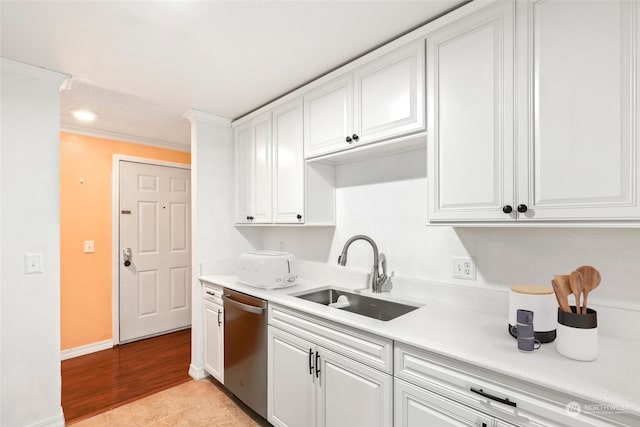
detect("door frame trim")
[111,155,191,345]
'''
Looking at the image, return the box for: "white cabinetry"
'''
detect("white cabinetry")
[395,343,624,427]
[235,112,272,223]
[428,0,640,224]
[427,0,515,222]
[203,283,224,383]
[235,99,335,225]
[272,99,305,223]
[268,305,393,427]
[304,40,424,159]
[395,378,492,427]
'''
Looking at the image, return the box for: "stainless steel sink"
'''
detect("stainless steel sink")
[294,288,419,321]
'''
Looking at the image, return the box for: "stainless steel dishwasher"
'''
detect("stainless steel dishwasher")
[222,288,268,419]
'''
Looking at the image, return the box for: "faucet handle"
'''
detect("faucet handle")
[380,271,394,292]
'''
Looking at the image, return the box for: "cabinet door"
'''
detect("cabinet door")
[353,40,424,144]
[204,301,224,383]
[394,379,493,427]
[304,75,354,158]
[272,99,305,223]
[427,1,516,222]
[517,0,640,220]
[253,112,273,223]
[235,122,254,223]
[317,347,392,427]
[268,327,316,427]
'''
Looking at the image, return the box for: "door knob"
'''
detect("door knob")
[123,248,132,267]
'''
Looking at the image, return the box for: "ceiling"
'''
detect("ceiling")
[1,0,464,150]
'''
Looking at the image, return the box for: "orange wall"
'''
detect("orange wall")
[60,132,191,350]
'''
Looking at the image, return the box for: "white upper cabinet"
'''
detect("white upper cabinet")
[235,112,272,224]
[304,75,354,158]
[304,40,424,159]
[429,0,640,224]
[354,41,424,145]
[427,0,515,222]
[516,0,640,221]
[272,99,305,223]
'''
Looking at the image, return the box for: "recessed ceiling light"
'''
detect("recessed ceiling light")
[70,109,97,122]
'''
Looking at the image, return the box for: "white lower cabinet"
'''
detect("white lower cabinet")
[203,284,224,383]
[395,378,492,427]
[395,343,633,427]
[268,305,393,427]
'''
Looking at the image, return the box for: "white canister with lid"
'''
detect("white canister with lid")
[508,285,557,343]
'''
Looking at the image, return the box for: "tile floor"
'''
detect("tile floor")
[71,378,271,426]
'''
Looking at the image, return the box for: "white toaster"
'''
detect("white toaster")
[237,251,298,289]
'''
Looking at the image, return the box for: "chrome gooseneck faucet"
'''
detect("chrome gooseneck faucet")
[337,234,392,293]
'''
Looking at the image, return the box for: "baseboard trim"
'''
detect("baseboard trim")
[61,339,113,361]
[26,408,65,427]
[189,363,207,380]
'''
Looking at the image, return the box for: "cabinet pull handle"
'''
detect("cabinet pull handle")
[502,205,513,214]
[517,204,528,213]
[470,387,516,408]
[309,349,314,375]
[345,136,353,144]
[217,309,222,326]
[352,133,359,142]
[315,351,321,378]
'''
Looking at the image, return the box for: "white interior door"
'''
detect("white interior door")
[119,161,191,343]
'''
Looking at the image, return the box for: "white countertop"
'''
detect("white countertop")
[199,273,640,419]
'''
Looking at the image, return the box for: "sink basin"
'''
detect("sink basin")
[294,288,419,321]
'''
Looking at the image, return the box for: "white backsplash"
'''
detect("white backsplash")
[261,149,640,315]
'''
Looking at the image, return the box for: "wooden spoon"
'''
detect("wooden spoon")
[577,265,601,314]
[551,279,571,313]
[569,271,583,313]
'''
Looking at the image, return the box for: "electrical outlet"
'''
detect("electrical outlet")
[84,240,95,254]
[453,256,476,280]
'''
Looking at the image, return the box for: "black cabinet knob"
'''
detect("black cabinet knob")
[246,215,254,221]
[296,214,302,221]
[345,136,353,144]
[502,205,513,214]
[352,134,359,142]
[517,204,528,213]
[124,260,131,267]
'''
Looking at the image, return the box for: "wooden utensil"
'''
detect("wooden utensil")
[577,265,601,314]
[569,271,583,313]
[553,275,572,301]
[551,279,571,313]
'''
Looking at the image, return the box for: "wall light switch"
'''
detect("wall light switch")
[84,240,95,254]
[24,253,43,274]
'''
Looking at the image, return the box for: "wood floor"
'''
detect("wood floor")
[61,329,192,424]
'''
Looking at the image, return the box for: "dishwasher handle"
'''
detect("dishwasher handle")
[222,294,265,315]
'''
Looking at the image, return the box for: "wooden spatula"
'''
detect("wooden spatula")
[569,271,583,313]
[577,265,601,314]
[551,279,571,313]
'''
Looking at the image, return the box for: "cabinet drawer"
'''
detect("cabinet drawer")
[395,343,632,427]
[269,304,393,373]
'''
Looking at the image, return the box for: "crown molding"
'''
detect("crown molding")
[183,109,231,127]
[60,124,191,153]
[1,57,70,86]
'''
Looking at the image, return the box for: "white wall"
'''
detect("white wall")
[1,59,68,427]
[186,110,260,378]
[263,149,640,310]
